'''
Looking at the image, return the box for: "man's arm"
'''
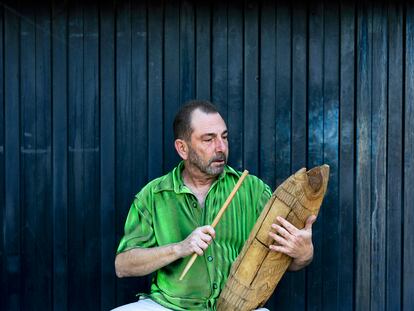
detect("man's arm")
[268,215,316,271]
[115,225,215,277]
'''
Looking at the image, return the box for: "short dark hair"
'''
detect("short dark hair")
[173,100,219,141]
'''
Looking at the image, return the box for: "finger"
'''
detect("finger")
[200,225,216,238]
[191,238,207,254]
[269,231,289,246]
[200,233,213,244]
[202,234,212,243]
[276,216,299,235]
[271,223,291,240]
[198,240,209,250]
[269,244,290,255]
[304,215,317,230]
[194,247,204,256]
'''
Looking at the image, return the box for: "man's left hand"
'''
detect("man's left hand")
[268,215,316,271]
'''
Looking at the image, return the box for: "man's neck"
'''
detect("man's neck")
[182,168,217,207]
[182,165,217,189]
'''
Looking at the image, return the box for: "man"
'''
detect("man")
[114,100,315,311]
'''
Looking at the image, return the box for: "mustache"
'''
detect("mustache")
[210,153,226,163]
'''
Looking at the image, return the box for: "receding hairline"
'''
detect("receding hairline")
[173,100,221,141]
[187,108,224,136]
[189,107,222,122]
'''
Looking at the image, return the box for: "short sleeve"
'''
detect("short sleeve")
[116,195,157,254]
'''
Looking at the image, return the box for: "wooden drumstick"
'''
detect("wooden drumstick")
[179,170,249,281]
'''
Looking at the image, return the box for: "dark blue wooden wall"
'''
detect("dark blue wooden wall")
[1,1,413,310]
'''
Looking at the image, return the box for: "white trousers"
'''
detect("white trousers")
[112,298,270,311]
[111,298,171,311]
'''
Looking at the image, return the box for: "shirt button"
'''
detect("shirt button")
[213,283,218,289]
[192,202,197,208]
[207,256,213,262]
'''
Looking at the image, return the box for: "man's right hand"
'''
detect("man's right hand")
[178,225,216,257]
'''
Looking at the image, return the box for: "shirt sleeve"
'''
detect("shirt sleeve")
[116,194,157,254]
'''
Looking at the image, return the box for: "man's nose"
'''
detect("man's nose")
[215,138,227,152]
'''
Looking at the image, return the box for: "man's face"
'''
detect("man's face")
[186,109,229,176]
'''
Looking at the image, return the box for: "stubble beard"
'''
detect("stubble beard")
[187,146,227,176]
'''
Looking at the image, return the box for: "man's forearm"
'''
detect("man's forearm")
[115,225,216,277]
[115,243,182,277]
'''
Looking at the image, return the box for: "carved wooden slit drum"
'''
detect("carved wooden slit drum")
[217,165,330,311]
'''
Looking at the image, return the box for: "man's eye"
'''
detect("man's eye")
[222,136,228,140]
[204,138,213,142]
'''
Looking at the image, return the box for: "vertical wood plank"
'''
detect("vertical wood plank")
[20,4,53,309]
[82,5,100,310]
[306,1,324,310]
[288,2,307,310]
[180,0,195,103]
[270,2,292,307]
[211,1,228,118]
[386,3,403,311]
[244,0,259,175]
[115,0,132,252]
[291,1,307,174]
[4,4,21,310]
[322,2,340,310]
[130,1,149,206]
[195,1,211,100]
[164,0,180,171]
[404,4,414,310]
[338,1,355,310]
[227,1,243,170]
[52,1,68,310]
[370,4,387,311]
[115,1,146,305]
[68,2,87,309]
[100,1,116,309]
[132,0,152,294]
[259,0,276,187]
[37,4,53,308]
[19,3,36,306]
[148,0,163,179]
[356,2,372,310]
[0,5,5,307]
[131,0,149,188]
[274,0,292,188]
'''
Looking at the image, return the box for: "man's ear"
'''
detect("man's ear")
[175,139,188,160]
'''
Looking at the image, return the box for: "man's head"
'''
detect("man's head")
[174,100,229,176]
[173,100,219,141]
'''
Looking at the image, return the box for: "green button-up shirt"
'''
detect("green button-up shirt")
[117,162,272,310]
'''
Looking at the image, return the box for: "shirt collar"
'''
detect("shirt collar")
[153,161,239,194]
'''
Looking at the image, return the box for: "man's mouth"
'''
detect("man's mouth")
[210,153,226,165]
[211,156,226,165]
